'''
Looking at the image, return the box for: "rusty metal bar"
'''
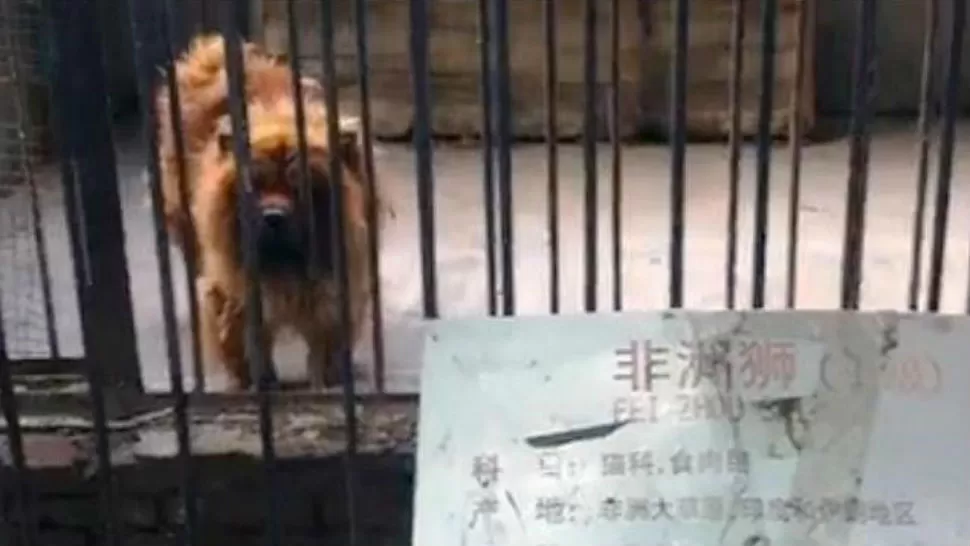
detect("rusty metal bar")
[725,0,745,309]
[839,0,877,310]
[907,0,939,312]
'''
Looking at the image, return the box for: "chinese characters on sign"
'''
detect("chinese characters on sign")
[534,448,751,478]
[613,339,797,394]
[415,313,969,546]
[518,449,918,528]
[532,494,916,527]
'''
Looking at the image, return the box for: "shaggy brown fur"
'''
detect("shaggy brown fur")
[156,34,373,391]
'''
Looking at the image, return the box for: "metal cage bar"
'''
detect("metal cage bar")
[127,1,199,544]
[785,0,809,309]
[609,0,623,312]
[492,0,515,317]
[3,2,970,545]
[927,0,966,312]
[478,0,499,317]
[725,0,745,310]
[669,0,689,309]
[907,0,940,312]
[839,0,877,311]
[320,1,362,543]
[582,0,598,313]
[751,0,778,310]
[218,8,282,546]
[544,0,561,315]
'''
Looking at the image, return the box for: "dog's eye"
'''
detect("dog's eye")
[285,163,329,189]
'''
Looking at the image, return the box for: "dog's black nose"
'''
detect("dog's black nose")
[262,208,288,230]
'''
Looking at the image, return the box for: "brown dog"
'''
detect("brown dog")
[156,34,374,391]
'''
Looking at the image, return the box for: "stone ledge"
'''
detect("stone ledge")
[0,401,416,545]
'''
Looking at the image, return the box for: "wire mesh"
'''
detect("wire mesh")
[0,0,58,360]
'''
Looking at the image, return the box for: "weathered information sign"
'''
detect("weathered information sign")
[412,311,970,546]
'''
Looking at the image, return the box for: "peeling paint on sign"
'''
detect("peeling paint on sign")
[413,311,970,546]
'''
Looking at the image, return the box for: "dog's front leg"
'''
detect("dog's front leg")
[199,281,250,391]
[305,337,335,390]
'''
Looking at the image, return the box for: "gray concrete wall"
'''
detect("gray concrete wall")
[99,0,968,122]
[814,0,963,115]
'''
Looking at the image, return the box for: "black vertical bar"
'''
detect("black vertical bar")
[234,0,250,39]
[725,0,745,310]
[582,0,598,313]
[492,0,515,316]
[410,0,439,319]
[44,16,85,374]
[2,10,59,357]
[944,0,970,312]
[477,0,498,317]
[166,0,188,51]
[218,13,281,546]
[128,2,198,544]
[162,0,206,393]
[669,0,689,309]
[354,0,387,391]
[50,0,142,394]
[544,0,560,315]
[319,0,360,543]
[199,0,210,34]
[931,0,967,311]
[839,0,877,310]
[908,0,938,312]
[751,0,777,309]
[0,300,35,545]
[785,0,808,309]
[284,0,319,276]
[609,0,622,311]
[49,0,142,542]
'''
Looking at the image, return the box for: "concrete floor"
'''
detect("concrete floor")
[4,120,970,393]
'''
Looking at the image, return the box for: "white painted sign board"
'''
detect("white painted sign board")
[412,311,970,546]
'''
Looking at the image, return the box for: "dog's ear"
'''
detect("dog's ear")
[216,115,233,155]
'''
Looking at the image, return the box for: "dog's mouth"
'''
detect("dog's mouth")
[256,220,335,276]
